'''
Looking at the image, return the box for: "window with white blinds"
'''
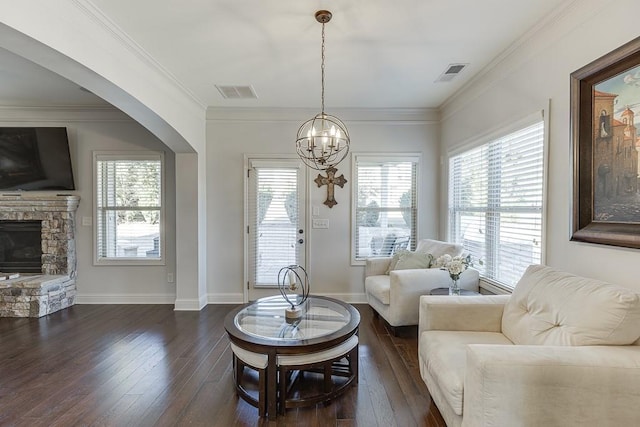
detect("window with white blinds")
[94,153,164,264]
[352,155,419,263]
[448,121,545,289]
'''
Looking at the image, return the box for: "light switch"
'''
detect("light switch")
[312,219,329,229]
[312,206,320,216]
[82,216,92,226]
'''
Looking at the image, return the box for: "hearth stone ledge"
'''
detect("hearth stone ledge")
[0,194,80,317]
[0,275,76,317]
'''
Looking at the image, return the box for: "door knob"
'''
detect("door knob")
[298,239,304,244]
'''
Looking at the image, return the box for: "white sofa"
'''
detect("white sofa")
[418,264,640,427]
[364,239,480,331]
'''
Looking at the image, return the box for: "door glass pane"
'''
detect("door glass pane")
[253,168,298,285]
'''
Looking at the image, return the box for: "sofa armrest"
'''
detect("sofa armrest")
[364,257,392,277]
[418,294,509,336]
[463,345,640,427]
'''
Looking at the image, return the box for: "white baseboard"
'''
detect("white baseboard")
[174,298,204,311]
[76,293,175,304]
[76,292,367,307]
[313,293,368,304]
[207,293,244,304]
[203,293,367,305]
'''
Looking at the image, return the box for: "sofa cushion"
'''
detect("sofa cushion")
[503,265,640,346]
[365,275,390,305]
[420,330,513,416]
[393,251,433,271]
[415,239,464,259]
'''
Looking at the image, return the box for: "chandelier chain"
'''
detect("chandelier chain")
[321,22,325,114]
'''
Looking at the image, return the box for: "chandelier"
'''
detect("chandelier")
[296,10,350,171]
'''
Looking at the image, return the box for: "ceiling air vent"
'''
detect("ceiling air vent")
[216,85,258,99]
[435,63,469,83]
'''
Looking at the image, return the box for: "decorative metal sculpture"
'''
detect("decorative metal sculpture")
[277,265,310,320]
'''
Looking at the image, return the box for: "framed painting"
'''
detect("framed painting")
[571,36,640,249]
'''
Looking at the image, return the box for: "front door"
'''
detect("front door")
[246,158,306,301]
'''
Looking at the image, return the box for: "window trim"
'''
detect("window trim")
[93,151,166,266]
[445,109,549,289]
[351,152,421,266]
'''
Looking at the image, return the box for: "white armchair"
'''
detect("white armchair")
[364,239,480,333]
[418,265,640,427]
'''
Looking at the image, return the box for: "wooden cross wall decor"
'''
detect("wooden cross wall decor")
[314,166,347,208]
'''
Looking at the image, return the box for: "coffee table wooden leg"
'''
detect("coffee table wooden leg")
[351,344,359,383]
[267,352,277,420]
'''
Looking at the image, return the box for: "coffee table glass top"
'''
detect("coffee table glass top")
[234,295,351,341]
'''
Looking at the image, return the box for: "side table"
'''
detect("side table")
[429,287,481,296]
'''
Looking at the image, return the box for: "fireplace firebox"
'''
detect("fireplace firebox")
[0,220,42,273]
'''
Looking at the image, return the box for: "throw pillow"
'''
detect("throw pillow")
[385,249,410,274]
[393,251,433,271]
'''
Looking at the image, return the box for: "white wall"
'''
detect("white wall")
[0,107,177,302]
[439,0,640,292]
[206,108,439,303]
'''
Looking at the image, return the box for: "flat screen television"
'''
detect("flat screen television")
[0,127,75,191]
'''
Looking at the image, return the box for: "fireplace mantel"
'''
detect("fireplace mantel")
[0,193,80,212]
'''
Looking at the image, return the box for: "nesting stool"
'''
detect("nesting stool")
[277,334,359,414]
[230,343,268,417]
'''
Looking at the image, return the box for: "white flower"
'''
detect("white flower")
[447,259,465,276]
[439,254,472,280]
[433,254,452,268]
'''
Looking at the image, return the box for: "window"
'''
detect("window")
[448,120,545,289]
[94,152,164,264]
[352,154,419,263]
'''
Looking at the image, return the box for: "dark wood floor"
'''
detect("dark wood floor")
[0,303,446,427]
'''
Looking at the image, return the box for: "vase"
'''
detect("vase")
[449,278,460,295]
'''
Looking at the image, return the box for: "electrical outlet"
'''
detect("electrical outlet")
[167,273,174,283]
[81,216,92,226]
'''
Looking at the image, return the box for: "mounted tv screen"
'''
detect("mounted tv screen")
[0,127,75,191]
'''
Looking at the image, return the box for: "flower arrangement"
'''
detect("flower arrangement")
[433,254,472,294]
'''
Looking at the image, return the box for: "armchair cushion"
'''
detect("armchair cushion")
[420,330,513,416]
[365,275,391,305]
[415,239,464,258]
[385,249,410,274]
[392,251,433,271]
[502,265,640,346]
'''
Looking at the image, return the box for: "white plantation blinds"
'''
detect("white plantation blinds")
[448,121,544,289]
[95,153,163,263]
[353,155,418,262]
[249,164,300,286]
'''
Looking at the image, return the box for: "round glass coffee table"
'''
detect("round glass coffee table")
[224,295,360,419]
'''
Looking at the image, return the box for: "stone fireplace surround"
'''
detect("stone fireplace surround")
[0,194,79,317]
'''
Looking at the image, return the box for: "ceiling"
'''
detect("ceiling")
[0,0,572,110]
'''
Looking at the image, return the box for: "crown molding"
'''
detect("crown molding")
[0,104,134,122]
[72,0,206,112]
[206,107,439,124]
[440,0,582,121]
